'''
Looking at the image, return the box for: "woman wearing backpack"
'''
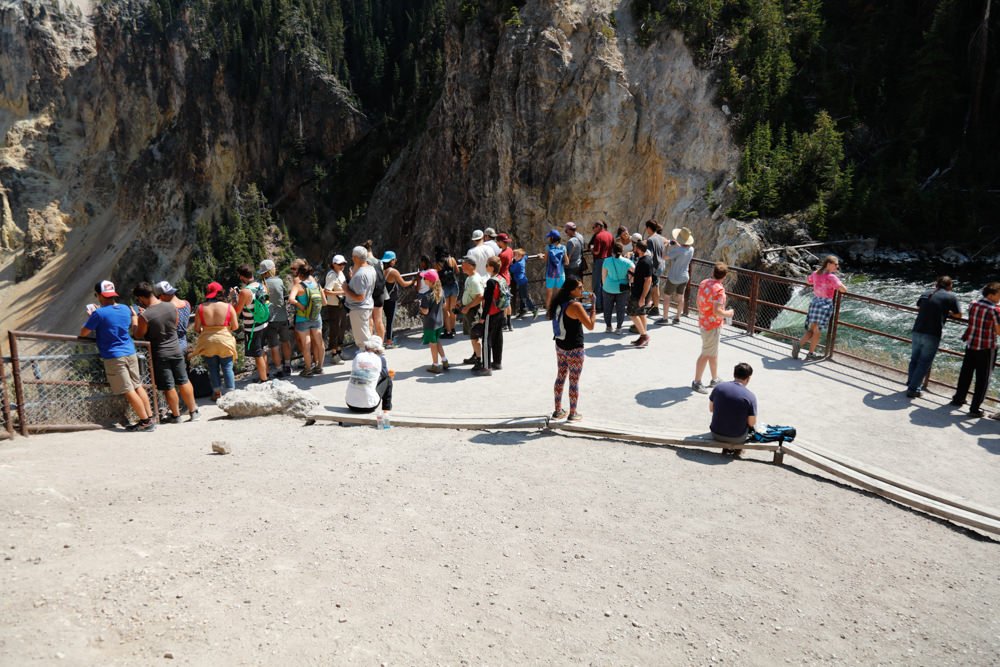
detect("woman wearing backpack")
[381,250,414,349]
[288,262,326,377]
[547,277,595,422]
[544,229,569,309]
[434,247,460,338]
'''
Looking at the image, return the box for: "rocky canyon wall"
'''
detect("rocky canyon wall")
[368,0,745,263]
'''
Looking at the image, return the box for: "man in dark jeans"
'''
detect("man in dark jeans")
[905,275,961,398]
[950,282,1000,418]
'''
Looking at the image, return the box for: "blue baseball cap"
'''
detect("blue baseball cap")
[546,229,561,240]
[381,250,397,263]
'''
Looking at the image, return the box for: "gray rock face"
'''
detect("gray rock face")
[217,380,319,419]
[368,1,739,260]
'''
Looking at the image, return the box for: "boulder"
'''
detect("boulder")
[216,380,319,419]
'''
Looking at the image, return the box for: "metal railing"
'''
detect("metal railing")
[686,258,998,404]
[0,345,12,439]
[5,331,159,435]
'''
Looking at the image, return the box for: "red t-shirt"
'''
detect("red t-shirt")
[498,247,513,284]
[590,230,614,259]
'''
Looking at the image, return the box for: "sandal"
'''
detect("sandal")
[551,409,568,420]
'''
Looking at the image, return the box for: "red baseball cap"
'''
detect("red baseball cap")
[95,280,118,297]
[204,281,224,299]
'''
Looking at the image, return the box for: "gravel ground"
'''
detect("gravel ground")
[1,411,998,665]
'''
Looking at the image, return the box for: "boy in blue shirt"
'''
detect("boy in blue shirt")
[80,280,155,431]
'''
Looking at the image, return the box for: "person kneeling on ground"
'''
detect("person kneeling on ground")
[709,362,757,457]
[346,336,393,414]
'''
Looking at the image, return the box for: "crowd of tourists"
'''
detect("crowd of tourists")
[80,222,999,435]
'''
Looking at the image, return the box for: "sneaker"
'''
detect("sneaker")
[969,409,985,418]
[463,355,481,365]
[648,307,660,317]
[124,421,141,431]
[949,399,964,407]
[532,309,539,319]
[312,365,324,375]
[905,389,923,399]
[162,414,182,424]
[722,448,742,458]
[137,418,157,432]
[615,326,624,335]
[551,408,568,420]
[472,366,492,376]
[567,412,583,422]
[385,340,396,349]
[427,364,443,374]
[791,341,801,360]
[691,381,708,394]
[282,365,292,376]
[655,317,670,325]
[709,377,722,388]
[299,367,315,378]
[672,316,681,324]
[188,410,201,422]
[606,325,613,333]
[330,353,344,365]
[442,359,450,371]
[805,352,822,361]
[489,363,502,371]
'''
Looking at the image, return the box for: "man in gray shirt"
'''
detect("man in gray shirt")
[660,226,695,325]
[259,258,293,377]
[643,220,667,317]
[343,245,377,347]
[564,221,586,279]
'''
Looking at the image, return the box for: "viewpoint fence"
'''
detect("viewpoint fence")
[2,331,158,436]
[686,258,998,405]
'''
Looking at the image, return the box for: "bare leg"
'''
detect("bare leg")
[177,381,198,414]
[255,355,268,381]
[708,354,719,380]
[164,388,180,416]
[125,389,151,421]
[310,329,325,369]
[135,386,152,419]
[694,355,710,384]
[296,332,312,370]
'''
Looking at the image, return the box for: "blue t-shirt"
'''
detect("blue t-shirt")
[546,244,565,280]
[83,304,136,359]
[510,257,528,286]
[709,381,757,439]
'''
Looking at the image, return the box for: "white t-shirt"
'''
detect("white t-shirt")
[324,269,345,306]
[345,351,383,409]
[467,244,496,277]
[461,273,487,306]
[484,240,501,255]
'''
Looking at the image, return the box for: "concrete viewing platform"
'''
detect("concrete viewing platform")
[306,311,1000,513]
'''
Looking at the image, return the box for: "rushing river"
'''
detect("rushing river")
[769,271,999,400]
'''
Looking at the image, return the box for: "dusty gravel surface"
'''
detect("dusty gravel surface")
[1,413,998,665]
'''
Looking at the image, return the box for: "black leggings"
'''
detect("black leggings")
[384,298,397,342]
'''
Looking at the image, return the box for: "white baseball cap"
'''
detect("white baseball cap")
[471,229,484,241]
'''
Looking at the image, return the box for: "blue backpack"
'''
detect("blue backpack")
[748,425,797,445]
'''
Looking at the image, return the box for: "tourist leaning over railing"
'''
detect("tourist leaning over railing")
[792,255,847,361]
[80,280,155,431]
[949,282,1000,418]
[906,276,962,399]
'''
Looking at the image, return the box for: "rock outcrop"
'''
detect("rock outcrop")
[368,1,741,262]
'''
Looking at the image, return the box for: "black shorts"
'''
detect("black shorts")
[154,355,188,390]
[264,320,292,347]
[470,322,485,340]
[372,291,385,308]
[626,296,649,317]
[245,327,267,357]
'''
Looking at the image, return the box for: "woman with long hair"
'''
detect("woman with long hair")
[381,250,413,348]
[600,241,633,334]
[546,277,595,422]
[288,262,326,376]
[191,281,240,400]
[793,255,847,360]
[418,269,449,373]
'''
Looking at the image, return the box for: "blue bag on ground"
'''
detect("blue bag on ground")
[748,424,797,444]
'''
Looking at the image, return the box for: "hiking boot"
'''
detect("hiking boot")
[709,377,722,388]
[188,410,201,422]
[299,367,315,378]
[312,365,323,375]
[791,341,801,360]
[691,381,708,394]
[427,364,443,374]
[442,359,450,371]
[463,355,481,365]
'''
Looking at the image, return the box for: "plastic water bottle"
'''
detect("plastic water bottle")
[382,413,392,430]
[376,412,385,430]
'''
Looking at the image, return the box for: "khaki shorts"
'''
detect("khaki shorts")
[700,327,721,356]
[664,280,688,296]
[104,355,141,395]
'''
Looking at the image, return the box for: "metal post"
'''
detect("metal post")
[825,291,843,360]
[747,273,760,336]
[0,344,12,438]
[8,332,27,436]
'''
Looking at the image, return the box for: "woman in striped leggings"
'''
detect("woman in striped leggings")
[547,278,595,421]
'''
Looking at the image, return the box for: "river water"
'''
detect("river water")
[769,271,999,401]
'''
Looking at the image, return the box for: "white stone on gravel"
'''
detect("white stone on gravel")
[216,380,319,419]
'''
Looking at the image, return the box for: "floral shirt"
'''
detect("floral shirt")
[697,278,726,330]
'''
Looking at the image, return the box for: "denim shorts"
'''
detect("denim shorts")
[294,318,322,333]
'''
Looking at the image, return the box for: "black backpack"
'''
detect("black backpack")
[372,260,388,301]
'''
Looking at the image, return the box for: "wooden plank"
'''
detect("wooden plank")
[792,440,1000,523]
[781,444,1000,536]
[555,421,780,452]
[308,409,548,430]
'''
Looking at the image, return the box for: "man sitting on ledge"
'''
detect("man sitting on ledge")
[709,362,757,456]
[346,336,392,414]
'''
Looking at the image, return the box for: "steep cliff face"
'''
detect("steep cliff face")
[0,0,367,333]
[368,0,740,261]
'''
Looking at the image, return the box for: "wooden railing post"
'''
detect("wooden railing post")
[8,332,27,436]
[826,291,843,360]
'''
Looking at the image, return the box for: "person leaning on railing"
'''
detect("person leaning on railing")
[80,280,156,431]
[190,281,240,401]
[905,275,962,399]
[792,255,848,361]
[949,281,1000,419]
